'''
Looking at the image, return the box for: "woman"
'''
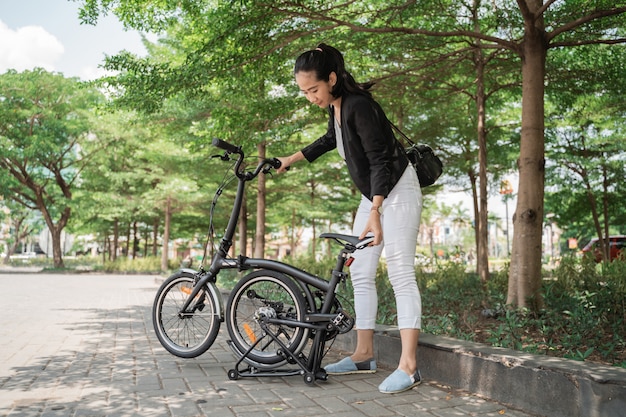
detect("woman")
[277,43,423,394]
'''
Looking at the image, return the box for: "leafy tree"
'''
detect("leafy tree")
[544,43,626,261]
[71,110,147,260]
[89,4,313,258]
[74,104,212,268]
[502,1,626,309]
[77,0,626,310]
[547,42,626,253]
[0,69,109,268]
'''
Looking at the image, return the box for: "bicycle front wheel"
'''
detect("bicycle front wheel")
[153,271,221,358]
[226,270,309,366]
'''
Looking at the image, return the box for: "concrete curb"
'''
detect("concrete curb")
[332,325,626,417]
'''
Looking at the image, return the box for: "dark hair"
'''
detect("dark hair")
[294,43,373,98]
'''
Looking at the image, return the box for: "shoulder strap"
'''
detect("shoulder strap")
[388,120,416,147]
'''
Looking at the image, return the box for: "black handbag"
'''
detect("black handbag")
[390,122,443,187]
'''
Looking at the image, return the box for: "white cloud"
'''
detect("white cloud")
[78,64,116,81]
[0,20,64,73]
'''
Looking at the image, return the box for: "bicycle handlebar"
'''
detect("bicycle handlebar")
[212,137,241,154]
[212,137,283,179]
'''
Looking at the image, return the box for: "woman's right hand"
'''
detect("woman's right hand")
[276,151,305,174]
[276,157,291,173]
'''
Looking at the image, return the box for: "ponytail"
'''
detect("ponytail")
[294,43,373,98]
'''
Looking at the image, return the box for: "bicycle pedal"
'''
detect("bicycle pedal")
[332,310,354,334]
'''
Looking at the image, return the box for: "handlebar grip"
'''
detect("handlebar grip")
[269,158,282,169]
[212,138,241,154]
[268,157,290,171]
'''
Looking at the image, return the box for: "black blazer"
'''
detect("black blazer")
[301,94,409,200]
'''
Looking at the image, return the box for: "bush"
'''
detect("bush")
[96,256,164,273]
[333,253,625,367]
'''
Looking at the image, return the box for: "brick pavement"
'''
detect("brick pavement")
[0,273,537,417]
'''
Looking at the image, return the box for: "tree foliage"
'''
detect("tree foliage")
[0,69,108,267]
[545,44,626,258]
[73,0,626,310]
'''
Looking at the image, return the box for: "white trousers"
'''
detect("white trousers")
[350,166,423,330]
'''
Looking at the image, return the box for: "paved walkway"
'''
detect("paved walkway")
[0,273,537,417]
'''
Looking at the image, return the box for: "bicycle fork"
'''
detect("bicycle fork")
[176,267,225,321]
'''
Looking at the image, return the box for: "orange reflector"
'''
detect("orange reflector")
[243,323,257,343]
[180,286,192,295]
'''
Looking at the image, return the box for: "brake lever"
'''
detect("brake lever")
[211,153,231,161]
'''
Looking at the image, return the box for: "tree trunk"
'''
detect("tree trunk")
[309,179,317,256]
[583,174,605,258]
[469,172,479,272]
[326,219,332,258]
[474,42,490,285]
[507,0,546,310]
[601,165,610,262]
[254,141,267,258]
[132,221,138,259]
[37,201,69,269]
[113,218,119,261]
[3,216,30,265]
[291,208,297,257]
[3,244,13,264]
[429,227,435,258]
[49,225,65,268]
[152,217,159,256]
[125,223,131,258]
[311,218,317,258]
[161,196,172,271]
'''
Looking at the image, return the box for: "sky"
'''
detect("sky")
[0,0,149,80]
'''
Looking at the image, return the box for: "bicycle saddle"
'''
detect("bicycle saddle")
[319,233,374,250]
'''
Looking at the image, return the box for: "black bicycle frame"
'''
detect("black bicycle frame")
[178,138,353,319]
[168,138,377,382]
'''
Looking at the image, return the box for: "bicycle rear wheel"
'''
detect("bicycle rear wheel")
[153,271,221,358]
[226,270,309,366]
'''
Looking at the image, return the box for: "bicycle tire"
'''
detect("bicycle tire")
[226,270,309,366]
[152,271,221,358]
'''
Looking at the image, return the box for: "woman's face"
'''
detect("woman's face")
[295,70,338,108]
